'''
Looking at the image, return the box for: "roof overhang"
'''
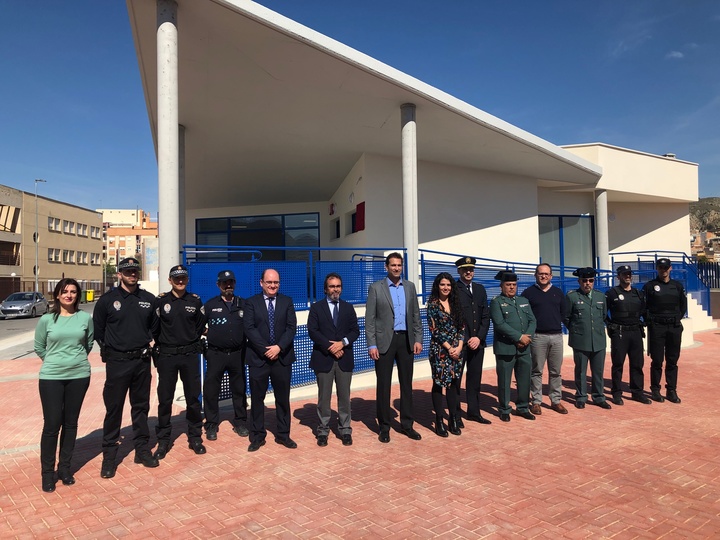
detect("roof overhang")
[127,0,602,210]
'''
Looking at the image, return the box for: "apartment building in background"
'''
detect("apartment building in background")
[98,208,159,282]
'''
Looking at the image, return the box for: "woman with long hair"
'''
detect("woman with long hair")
[426,272,465,436]
[34,279,94,492]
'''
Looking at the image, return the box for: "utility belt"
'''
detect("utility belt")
[102,345,151,362]
[650,317,678,325]
[207,345,243,354]
[157,341,204,355]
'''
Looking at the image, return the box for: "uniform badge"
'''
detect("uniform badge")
[186,306,196,313]
[618,294,624,300]
[113,300,121,311]
[238,310,244,318]
[164,304,171,313]
[200,306,205,315]
[654,285,661,292]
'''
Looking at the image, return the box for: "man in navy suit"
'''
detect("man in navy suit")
[366,252,423,443]
[243,269,297,452]
[307,273,360,447]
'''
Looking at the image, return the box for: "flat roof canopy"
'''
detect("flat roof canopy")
[127,0,602,211]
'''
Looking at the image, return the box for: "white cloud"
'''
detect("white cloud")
[665,50,684,59]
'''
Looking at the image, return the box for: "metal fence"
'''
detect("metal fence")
[697,261,720,289]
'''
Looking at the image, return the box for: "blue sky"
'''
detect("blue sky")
[1,0,718,214]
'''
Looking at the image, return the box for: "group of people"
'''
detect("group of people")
[33,253,686,493]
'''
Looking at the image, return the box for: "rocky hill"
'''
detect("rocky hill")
[690,197,720,232]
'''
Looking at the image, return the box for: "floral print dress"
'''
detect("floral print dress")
[427,298,465,388]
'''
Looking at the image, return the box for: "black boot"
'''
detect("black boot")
[651,389,665,403]
[42,473,56,493]
[449,416,462,436]
[434,415,448,437]
[666,390,681,404]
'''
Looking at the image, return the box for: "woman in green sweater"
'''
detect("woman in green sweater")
[34,278,94,493]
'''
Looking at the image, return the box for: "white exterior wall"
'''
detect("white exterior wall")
[608,202,691,255]
[537,188,594,216]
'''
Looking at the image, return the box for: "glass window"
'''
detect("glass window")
[197,218,228,233]
[538,215,595,275]
[284,214,318,229]
[231,216,282,230]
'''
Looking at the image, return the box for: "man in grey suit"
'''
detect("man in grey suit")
[366,252,423,443]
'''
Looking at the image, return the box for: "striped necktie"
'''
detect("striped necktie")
[267,298,275,344]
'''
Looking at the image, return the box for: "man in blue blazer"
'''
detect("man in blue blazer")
[243,269,297,452]
[366,252,423,443]
[307,273,360,447]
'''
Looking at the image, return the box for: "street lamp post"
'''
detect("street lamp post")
[34,179,46,293]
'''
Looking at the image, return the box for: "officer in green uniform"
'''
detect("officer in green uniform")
[564,267,611,410]
[490,270,536,422]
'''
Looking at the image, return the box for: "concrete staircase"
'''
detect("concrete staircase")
[684,292,717,335]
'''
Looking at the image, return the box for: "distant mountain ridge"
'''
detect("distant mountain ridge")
[690,197,720,232]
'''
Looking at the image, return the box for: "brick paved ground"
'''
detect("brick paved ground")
[1,331,719,539]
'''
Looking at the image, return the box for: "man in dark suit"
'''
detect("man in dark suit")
[455,256,491,425]
[307,273,360,447]
[243,268,297,452]
[366,252,423,443]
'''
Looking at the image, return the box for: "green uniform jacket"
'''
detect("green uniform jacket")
[564,289,607,352]
[490,294,536,355]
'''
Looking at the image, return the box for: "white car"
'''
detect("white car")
[0,292,49,319]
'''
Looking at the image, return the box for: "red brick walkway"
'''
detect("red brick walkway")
[1,331,719,539]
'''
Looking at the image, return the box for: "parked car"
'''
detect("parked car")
[0,292,49,319]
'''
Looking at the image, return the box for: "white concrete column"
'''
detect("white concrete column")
[179,123,186,249]
[401,103,419,286]
[157,0,179,280]
[594,189,610,271]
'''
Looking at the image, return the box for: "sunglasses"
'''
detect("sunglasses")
[580,278,595,283]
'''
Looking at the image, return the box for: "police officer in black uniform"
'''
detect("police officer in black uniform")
[203,270,249,441]
[152,265,208,458]
[94,257,159,478]
[643,258,687,404]
[606,265,651,405]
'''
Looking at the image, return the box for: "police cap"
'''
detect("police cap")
[573,267,597,279]
[217,270,235,281]
[169,264,189,278]
[455,256,476,269]
[656,258,672,267]
[117,257,140,272]
[616,265,632,275]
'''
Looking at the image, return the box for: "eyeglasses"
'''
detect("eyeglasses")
[580,278,595,283]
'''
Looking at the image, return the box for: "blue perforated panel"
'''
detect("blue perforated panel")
[314,260,388,304]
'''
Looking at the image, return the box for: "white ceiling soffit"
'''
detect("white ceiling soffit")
[127,0,602,210]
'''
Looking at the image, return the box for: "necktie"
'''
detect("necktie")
[332,301,339,327]
[467,283,473,296]
[267,298,275,344]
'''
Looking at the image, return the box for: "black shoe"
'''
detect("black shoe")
[575,402,586,409]
[275,437,297,449]
[248,440,266,452]
[205,425,218,441]
[378,431,390,443]
[400,428,422,440]
[42,474,56,493]
[342,434,353,446]
[512,409,536,420]
[232,425,250,437]
[500,413,511,422]
[134,451,160,468]
[435,419,448,438]
[455,417,465,429]
[317,435,328,447]
[154,442,171,460]
[666,390,681,404]
[651,390,665,402]
[188,440,207,455]
[632,394,652,404]
[57,469,75,486]
[596,401,612,410]
[612,395,624,406]
[100,460,116,479]
[467,413,492,425]
[448,416,462,435]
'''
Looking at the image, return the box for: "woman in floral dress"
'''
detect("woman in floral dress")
[427,272,465,436]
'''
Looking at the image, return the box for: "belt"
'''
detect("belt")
[208,345,242,354]
[104,346,150,360]
[393,330,407,335]
[651,317,677,325]
[535,331,562,335]
[158,342,202,355]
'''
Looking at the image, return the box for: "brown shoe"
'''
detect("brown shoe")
[550,402,568,415]
[530,403,542,416]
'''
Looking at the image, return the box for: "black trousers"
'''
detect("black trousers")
[203,349,247,428]
[610,328,645,396]
[460,345,486,417]
[156,354,203,443]
[375,332,414,432]
[248,360,292,444]
[39,377,90,475]
[647,323,683,391]
[102,356,152,455]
